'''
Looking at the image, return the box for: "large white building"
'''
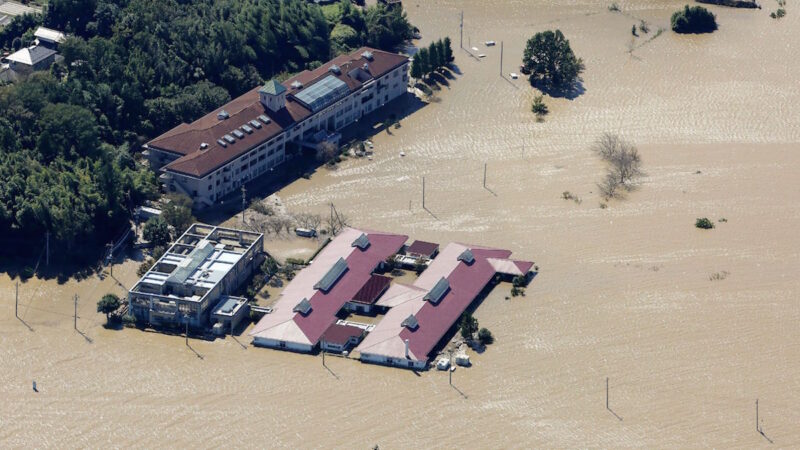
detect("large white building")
[144,47,409,209]
[128,224,263,329]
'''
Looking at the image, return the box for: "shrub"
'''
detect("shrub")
[671,5,717,33]
[122,314,137,328]
[478,328,494,345]
[137,260,152,277]
[531,95,549,118]
[20,266,35,280]
[459,312,479,340]
[609,2,620,11]
[143,216,171,247]
[97,293,121,324]
[695,217,715,229]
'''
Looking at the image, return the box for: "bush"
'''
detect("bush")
[122,314,137,328]
[97,293,121,324]
[478,328,494,345]
[531,95,548,118]
[459,312,479,340]
[695,217,715,229]
[137,260,152,277]
[671,5,717,33]
[20,266,35,280]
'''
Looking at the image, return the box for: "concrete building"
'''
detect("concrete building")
[145,47,410,209]
[249,227,407,352]
[355,243,533,370]
[211,295,250,335]
[128,224,263,329]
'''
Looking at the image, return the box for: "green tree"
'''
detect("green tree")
[161,194,195,234]
[143,216,171,247]
[410,56,423,80]
[416,47,430,77]
[478,328,494,345]
[428,42,441,72]
[443,36,454,64]
[522,30,585,91]
[97,293,121,324]
[459,312,479,340]
[671,5,717,34]
[531,95,548,118]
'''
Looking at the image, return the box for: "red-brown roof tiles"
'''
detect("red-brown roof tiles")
[322,323,364,346]
[147,47,408,178]
[350,274,392,305]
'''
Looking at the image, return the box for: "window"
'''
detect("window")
[208,185,212,191]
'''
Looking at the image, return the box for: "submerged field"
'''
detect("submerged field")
[2,0,800,447]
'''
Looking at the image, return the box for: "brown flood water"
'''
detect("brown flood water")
[3,0,800,447]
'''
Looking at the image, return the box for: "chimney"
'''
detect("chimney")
[404,339,410,359]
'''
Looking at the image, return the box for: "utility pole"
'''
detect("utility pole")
[756,399,759,432]
[483,163,487,188]
[422,177,426,209]
[500,41,503,76]
[73,294,78,330]
[107,241,114,277]
[460,11,463,49]
[606,377,609,410]
[185,320,189,347]
[241,185,246,225]
[45,231,50,266]
[15,281,19,318]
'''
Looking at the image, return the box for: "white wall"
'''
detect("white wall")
[252,337,313,353]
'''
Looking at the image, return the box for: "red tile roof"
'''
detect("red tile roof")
[293,230,407,345]
[406,240,439,258]
[322,323,364,346]
[147,47,408,178]
[400,247,513,360]
[350,274,392,305]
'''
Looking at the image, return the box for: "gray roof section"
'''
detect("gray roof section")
[6,45,56,66]
[259,79,286,95]
[401,314,419,329]
[314,257,348,292]
[293,75,350,112]
[352,233,370,250]
[424,277,450,304]
[293,298,312,315]
[457,249,475,264]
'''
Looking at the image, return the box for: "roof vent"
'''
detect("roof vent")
[249,119,262,129]
[362,63,369,71]
[232,130,245,139]
[361,50,374,61]
[217,110,229,120]
[329,64,341,75]
[424,277,450,304]
[293,298,312,315]
[258,115,271,124]
[457,249,475,265]
[199,142,209,150]
[402,314,419,330]
[217,139,227,148]
[351,233,370,250]
[314,257,348,292]
[223,134,236,144]
[291,80,303,89]
[241,124,253,134]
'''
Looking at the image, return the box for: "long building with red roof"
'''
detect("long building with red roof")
[355,243,533,370]
[144,48,409,208]
[249,227,407,352]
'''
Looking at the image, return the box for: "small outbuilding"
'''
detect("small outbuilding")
[211,296,250,335]
[321,323,364,353]
[345,274,392,314]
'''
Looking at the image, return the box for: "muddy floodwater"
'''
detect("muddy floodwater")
[3,0,800,447]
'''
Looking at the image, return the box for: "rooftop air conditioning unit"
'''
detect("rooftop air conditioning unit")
[329,64,341,75]
[217,110,229,120]
[361,50,374,61]
[291,80,303,89]
[199,142,209,150]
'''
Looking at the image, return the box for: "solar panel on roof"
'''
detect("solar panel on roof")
[424,277,450,304]
[241,124,253,134]
[258,115,271,124]
[223,134,235,144]
[293,75,350,112]
[314,257,348,292]
[232,130,245,139]
[249,120,262,129]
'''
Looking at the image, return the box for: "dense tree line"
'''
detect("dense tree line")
[0,0,414,261]
[409,37,453,80]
